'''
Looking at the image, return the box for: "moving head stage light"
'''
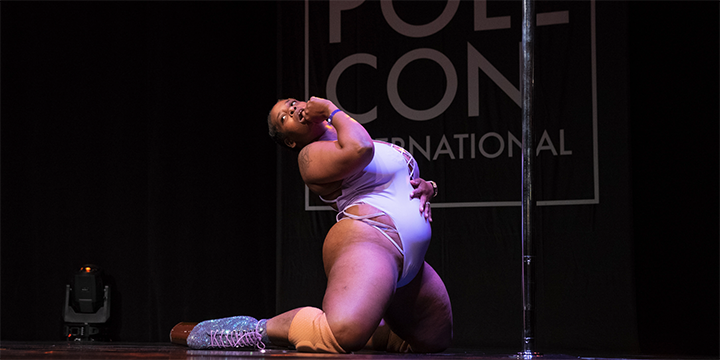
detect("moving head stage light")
[63,264,111,341]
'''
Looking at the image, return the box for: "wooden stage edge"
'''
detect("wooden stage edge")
[0,342,714,360]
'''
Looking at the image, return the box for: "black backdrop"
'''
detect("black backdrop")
[1,1,278,343]
[1,1,718,357]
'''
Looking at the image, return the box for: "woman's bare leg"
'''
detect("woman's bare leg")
[264,218,403,352]
[382,262,453,352]
[266,308,301,347]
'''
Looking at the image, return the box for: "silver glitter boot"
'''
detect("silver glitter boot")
[184,316,266,350]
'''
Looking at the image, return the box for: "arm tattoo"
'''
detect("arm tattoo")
[298,147,312,173]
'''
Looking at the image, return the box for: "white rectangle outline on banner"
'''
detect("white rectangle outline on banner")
[305,0,599,210]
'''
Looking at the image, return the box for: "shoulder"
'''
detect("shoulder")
[298,141,335,168]
[297,138,375,187]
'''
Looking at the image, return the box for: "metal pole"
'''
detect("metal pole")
[521,0,536,357]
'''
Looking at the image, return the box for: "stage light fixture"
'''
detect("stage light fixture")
[63,264,111,341]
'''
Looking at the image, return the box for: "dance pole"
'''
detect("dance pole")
[520,0,537,357]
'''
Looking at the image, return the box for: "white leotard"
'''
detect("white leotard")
[320,141,431,288]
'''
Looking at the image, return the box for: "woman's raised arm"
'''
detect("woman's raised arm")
[298,97,374,186]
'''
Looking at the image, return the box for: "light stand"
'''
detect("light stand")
[63,265,111,341]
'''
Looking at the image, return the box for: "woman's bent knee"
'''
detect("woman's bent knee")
[329,319,375,352]
[288,307,346,353]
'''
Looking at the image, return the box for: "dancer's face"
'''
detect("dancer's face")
[270,98,321,149]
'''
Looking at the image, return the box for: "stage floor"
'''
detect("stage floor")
[0,342,713,360]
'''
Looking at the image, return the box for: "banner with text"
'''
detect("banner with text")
[301,0,598,209]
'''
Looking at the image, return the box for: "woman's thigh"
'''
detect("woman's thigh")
[321,219,404,350]
[384,262,453,352]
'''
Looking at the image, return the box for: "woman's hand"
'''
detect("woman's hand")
[304,96,337,124]
[410,178,436,222]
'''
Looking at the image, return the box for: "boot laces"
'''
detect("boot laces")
[208,327,265,350]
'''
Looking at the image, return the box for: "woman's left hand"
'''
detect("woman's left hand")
[410,178,434,222]
[305,96,337,124]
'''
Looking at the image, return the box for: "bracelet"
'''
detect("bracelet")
[428,180,438,197]
[328,109,342,124]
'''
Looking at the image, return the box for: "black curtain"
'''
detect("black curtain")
[1,1,278,342]
[628,1,719,356]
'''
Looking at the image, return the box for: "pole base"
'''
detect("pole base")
[516,351,543,359]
